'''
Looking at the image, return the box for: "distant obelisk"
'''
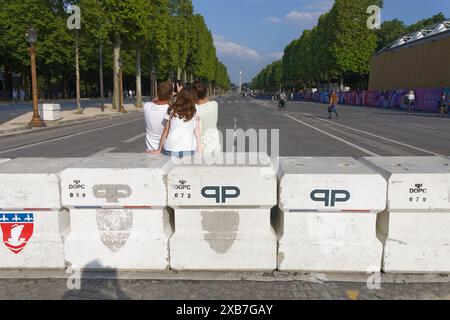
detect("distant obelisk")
[239,70,242,95]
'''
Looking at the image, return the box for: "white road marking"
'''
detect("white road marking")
[124,133,145,143]
[284,114,381,156]
[89,147,117,157]
[406,123,436,130]
[303,113,443,156]
[0,117,142,155]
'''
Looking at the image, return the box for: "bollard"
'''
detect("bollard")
[168,153,277,271]
[38,103,62,121]
[362,156,450,273]
[276,157,387,273]
[0,158,79,269]
[60,154,172,271]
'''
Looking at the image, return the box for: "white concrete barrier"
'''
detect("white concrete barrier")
[60,154,172,271]
[0,158,79,269]
[168,153,277,271]
[38,104,62,121]
[0,159,10,165]
[362,156,450,273]
[276,157,387,273]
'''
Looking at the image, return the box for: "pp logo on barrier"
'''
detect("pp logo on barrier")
[311,189,351,207]
[93,184,132,203]
[201,186,241,204]
[0,213,34,254]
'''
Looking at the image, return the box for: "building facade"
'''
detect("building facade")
[369,21,450,91]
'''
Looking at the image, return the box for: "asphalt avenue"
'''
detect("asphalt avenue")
[0,96,449,299]
[0,95,449,158]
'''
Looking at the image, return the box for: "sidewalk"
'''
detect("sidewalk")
[0,103,141,137]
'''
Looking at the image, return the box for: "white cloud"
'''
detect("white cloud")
[283,11,322,26]
[266,16,281,24]
[213,35,260,60]
[304,0,334,12]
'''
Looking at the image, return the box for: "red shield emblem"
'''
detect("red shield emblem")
[0,213,34,254]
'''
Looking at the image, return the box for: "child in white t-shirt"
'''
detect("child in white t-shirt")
[151,87,202,158]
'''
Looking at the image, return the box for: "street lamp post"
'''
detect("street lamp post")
[118,58,126,113]
[26,26,46,127]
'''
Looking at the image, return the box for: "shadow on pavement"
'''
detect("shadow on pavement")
[62,260,130,300]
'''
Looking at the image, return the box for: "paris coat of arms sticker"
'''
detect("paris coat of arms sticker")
[0,213,34,254]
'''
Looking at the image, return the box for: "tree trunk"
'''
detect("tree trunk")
[177,67,181,81]
[339,75,344,91]
[99,44,105,111]
[135,48,142,108]
[112,36,121,109]
[75,32,81,113]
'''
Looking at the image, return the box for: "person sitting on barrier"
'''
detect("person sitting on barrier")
[150,87,202,158]
[144,81,174,152]
[192,80,222,153]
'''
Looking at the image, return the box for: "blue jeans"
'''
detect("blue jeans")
[162,149,195,158]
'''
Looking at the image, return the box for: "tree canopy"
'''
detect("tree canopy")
[252,1,446,92]
[0,0,230,99]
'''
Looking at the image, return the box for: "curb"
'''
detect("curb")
[0,110,142,139]
[0,270,448,283]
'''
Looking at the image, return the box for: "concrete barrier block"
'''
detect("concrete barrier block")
[64,208,172,270]
[38,104,62,121]
[61,154,170,208]
[61,154,173,271]
[0,158,80,211]
[168,153,277,207]
[277,157,387,273]
[362,156,450,273]
[170,209,277,271]
[0,158,80,269]
[168,153,277,271]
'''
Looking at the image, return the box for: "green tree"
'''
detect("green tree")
[376,19,407,51]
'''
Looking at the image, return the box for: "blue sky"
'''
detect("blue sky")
[192,0,450,84]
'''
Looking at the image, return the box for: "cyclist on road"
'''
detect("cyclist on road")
[279,92,287,111]
[328,89,339,119]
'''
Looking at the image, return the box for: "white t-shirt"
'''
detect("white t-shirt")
[143,101,169,151]
[164,113,199,152]
[196,101,222,153]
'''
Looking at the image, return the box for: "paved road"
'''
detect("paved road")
[0,95,449,158]
[0,95,449,300]
[0,278,448,300]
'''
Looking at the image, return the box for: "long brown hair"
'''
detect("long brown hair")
[168,88,197,122]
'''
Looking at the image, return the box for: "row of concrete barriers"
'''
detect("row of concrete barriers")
[0,154,449,274]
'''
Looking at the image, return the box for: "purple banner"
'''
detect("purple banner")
[292,87,449,112]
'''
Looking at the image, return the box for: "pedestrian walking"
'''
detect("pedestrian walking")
[150,87,202,158]
[19,88,25,102]
[405,90,415,115]
[12,88,18,103]
[438,92,446,117]
[328,89,339,119]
